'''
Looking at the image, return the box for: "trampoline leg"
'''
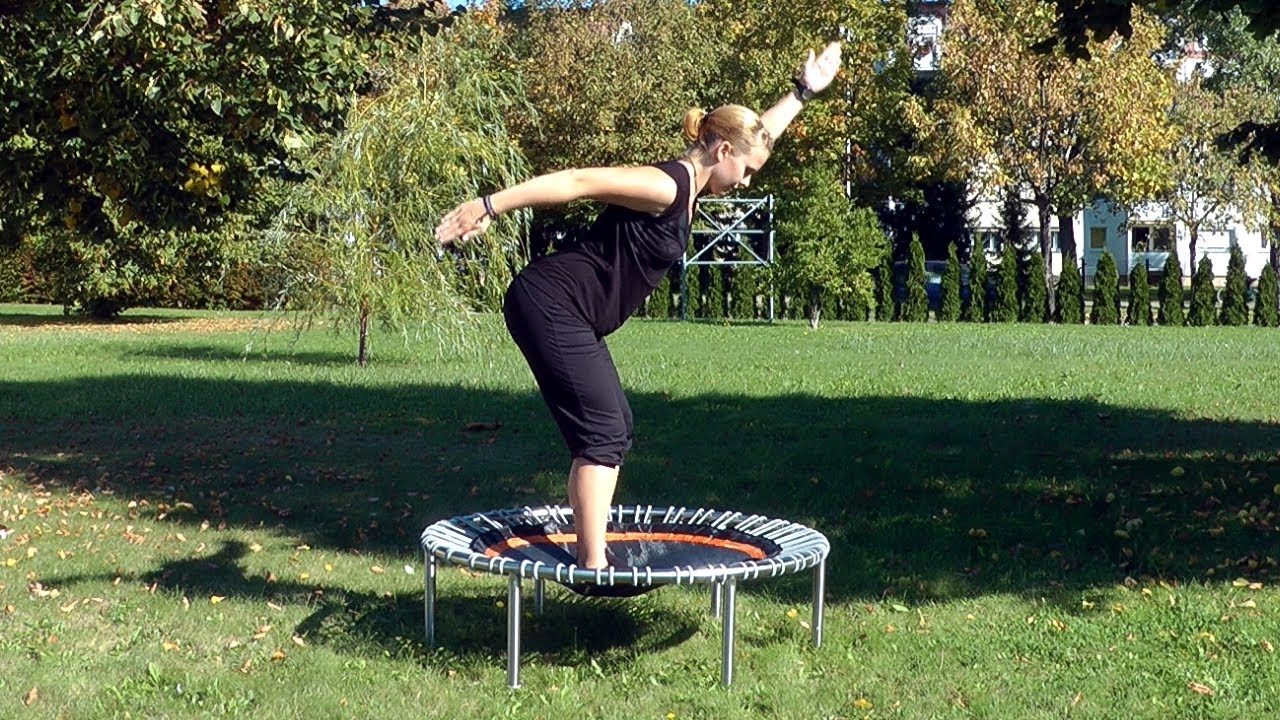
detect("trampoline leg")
[811,558,825,648]
[424,551,436,648]
[507,575,522,689]
[711,581,722,618]
[534,578,545,615]
[721,578,737,687]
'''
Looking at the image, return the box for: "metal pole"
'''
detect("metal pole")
[507,575,522,689]
[721,579,737,687]
[534,578,545,615]
[424,551,436,648]
[811,559,826,648]
[711,581,722,618]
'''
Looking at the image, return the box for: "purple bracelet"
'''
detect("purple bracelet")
[482,195,496,218]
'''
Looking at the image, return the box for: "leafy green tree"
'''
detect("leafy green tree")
[0,1,376,316]
[939,242,963,322]
[1187,255,1218,327]
[1056,254,1084,323]
[938,0,1174,318]
[270,20,530,366]
[875,252,895,322]
[964,243,988,322]
[777,162,886,329]
[992,243,1020,323]
[1255,263,1279,327]
[1157,251,1185,326]
[902,234,929,322]
[1021,249,1049,323]
[1090,251,1120,325]
[1219,244,1249,326]
[1127,261,1153,326]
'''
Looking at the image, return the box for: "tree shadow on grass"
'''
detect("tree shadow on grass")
[0,311,185,328]
[7,368,1280,656]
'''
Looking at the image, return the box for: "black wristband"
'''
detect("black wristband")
[791,77,816,102]
[482,195,496,218]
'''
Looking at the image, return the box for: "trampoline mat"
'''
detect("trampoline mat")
[471,521,784,598]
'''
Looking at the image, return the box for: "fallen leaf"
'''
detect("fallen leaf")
[162,640,180,652]
[370,566,384,574]
[853,698,874,710]
[270,649,286,661]
[252,625,272,641]
[1188,682,1214,696]
[238,658,252,674]
[786,608,799,619]
[292,635,306,647]
[23,687,38,706]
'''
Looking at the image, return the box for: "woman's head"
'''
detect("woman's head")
[682,105,773,194]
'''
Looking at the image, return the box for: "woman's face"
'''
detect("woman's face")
[708,142,770,195]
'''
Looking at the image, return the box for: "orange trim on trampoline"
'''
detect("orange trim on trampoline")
[482,531,769,560]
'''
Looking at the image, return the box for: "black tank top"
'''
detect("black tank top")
[516,159,692,336]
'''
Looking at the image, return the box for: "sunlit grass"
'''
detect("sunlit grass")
[2,303,1280,718]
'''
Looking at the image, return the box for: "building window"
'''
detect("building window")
[1051,230,1061,252]
[1131,225,1172,252]
[981,230,1002,254]
[1089,227,1107,250]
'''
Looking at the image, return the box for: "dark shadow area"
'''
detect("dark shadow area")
[6,367,1279,658]
[0,311,185,328]
[125,344,361,368]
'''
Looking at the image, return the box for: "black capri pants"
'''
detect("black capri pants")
[502,277,634,467]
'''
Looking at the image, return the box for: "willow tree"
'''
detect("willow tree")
[270,19,530,366]
[937,0,1175,318]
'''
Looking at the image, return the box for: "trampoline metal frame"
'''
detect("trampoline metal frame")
[421,504,829,688]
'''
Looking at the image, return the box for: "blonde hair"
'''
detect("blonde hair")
[682,104,774,157]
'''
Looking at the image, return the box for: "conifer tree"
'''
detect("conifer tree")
[1219,244,1248,326]
[1187,255,1218,326]
[649,270,672,319]
[1056,254,1084,323]
[1127,261,1153,326]
[992,242,1020,322]
[1091,251,1120,324]
[963,243,988,322]
[729,267,756,320]
[938,242,962,321]
[1157,252,1185,326]
[903,234,929,322]
[1021,250,1049,323]
[705,265,726,320]
[1254,263,1279,327]
[875,252,895,321]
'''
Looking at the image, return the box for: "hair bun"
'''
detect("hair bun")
[681,107,707,143]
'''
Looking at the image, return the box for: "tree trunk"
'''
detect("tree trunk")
[808,285,822,330]
[1188,228,1199,282]
[1037,201,1054,319]
[357,300,370,368]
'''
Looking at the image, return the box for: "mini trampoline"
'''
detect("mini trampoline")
[421,504,830,688]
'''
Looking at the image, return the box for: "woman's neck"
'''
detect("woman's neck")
[682,153,714,195]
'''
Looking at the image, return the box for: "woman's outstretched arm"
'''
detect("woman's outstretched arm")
[760,41,843,143]
[434,165,678,245]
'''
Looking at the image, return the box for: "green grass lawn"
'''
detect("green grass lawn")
[2,303,1279,719]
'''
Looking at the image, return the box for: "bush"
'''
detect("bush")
[938,242,962,322]
[1187,255,1217,327]
[1090,251,1120,325]
[1055,254,1084,324]
[1255,263,1279,327]
[902,234,929,322]
[991,242,1019,323]
[1219,245,1248,326]
[1127,262,1152,326]
[964,244,987,323]
[1157,252,1185,326]
[1020,249,1048,323]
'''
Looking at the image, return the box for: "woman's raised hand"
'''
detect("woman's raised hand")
[434,198,491,246]
[801,41,842,95]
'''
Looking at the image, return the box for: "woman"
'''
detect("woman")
[435,42,842,571]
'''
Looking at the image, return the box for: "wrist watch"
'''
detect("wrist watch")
[791,77,817,102]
